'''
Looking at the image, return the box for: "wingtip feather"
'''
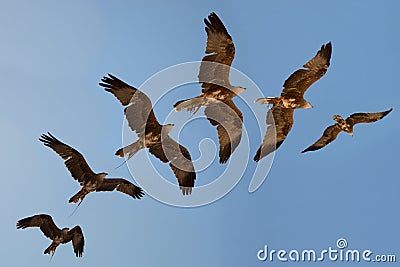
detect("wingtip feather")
[253,147,261,162]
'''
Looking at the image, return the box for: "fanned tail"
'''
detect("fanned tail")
[44,242,58,256]
[69,189,87,204]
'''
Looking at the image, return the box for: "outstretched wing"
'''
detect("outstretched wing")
[100,74,161,137]
[39,133,96,184]
[16,214,61,240]
[204,100,243,163]
[346,108,392,127]
[301,124,342,153]
[199,12,235,93]
[148,137,196,195]
[65,226,84,257]
[254,105,294,162]
[281,42,332,98]
[96,178,144,199]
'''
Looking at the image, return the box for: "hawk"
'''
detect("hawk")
[17,214,84,257]
[302,109,392,152]
[100,74,196,195]
[174,12,245,163]
[40,132,144,204]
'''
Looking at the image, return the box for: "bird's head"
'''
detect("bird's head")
[61,227,69,233]
[231,86,246,95]
[100,172,108,177]
[162,123,174,135]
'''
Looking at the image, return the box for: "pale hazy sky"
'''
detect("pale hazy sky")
[1,1,399,266]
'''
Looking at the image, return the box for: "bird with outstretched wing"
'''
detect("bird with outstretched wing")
[17,214,84,257]
[100,74,196,195]
[40,132,144,205]
[302,108,392,153]
[254,42,332,161]
[174,12,245,163]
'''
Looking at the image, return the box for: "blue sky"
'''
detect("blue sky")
[1,1,399,266]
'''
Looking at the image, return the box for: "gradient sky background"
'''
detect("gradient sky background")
[1,1,399,266]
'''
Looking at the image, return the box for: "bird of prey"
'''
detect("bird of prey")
[17,214,84,257]
[254,42,332,162]
[100,74,196,195]
[258,42,332,109]
[39,132,144,204]
[173,12,245,164]
[302,108,392,153]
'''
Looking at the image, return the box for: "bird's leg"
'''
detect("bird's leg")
[68,197,84,217]
[49,250,55,263]
[44,243,58,261]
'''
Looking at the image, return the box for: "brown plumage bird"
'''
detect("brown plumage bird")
[302,108,392,153]
[256,42,332,109]
[39,132,144,204]
[17,214,84,257]
[100,74,196,195]
[254,42,332,162]
[174,12,245,164]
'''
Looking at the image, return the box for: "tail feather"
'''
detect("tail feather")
[174,97,205,112]
[255,97,281,105]
[173,99,188,109]
[44,243,58,255]
[115,140,144,159]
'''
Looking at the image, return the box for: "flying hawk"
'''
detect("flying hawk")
[17,214,84,257]
[39,132,144,204]
[173,12,245,164]
[302,108,392,153]
[253,42,332,161]
[100,74,196,195]
[253,103,295,162]
[258,42,332,109]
